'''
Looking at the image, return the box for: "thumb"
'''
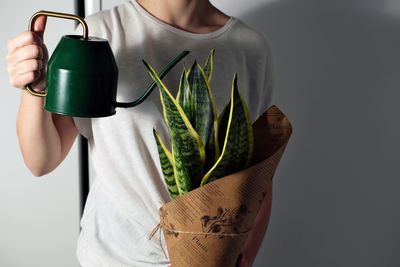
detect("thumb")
[33,15,47,40]
[236,254,250,267]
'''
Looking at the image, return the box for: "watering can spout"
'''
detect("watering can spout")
[114,50,190,108]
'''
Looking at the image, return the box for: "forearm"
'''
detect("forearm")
[16,90,63,176]
[241,181,273,265]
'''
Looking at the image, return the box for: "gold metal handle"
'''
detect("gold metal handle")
[25,10,89,97]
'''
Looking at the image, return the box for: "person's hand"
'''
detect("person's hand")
[6,16,48,91]
[236,253,252,267]
[169,253,251,267]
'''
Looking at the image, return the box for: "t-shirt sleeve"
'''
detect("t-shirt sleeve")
[73,117,92,139]
[71,12,110,139]
[256,38,275,117]
[71,14,103,139]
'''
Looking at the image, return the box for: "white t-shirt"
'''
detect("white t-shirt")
[73,1,274,266]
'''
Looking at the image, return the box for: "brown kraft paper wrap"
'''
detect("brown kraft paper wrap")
[152,105,292,267]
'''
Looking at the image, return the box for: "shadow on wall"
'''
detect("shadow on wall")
[240,1,400,267]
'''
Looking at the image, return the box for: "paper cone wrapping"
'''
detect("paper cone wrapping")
[156,105,292,267]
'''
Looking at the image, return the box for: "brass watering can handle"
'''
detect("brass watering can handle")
[25,10,89,97]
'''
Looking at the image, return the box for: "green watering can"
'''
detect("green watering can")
[26,10,189,117]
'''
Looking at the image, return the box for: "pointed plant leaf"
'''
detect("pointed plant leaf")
[143,60,205,192]
[153,129,179,199]
[201,74,254,186]
[203,49,215,82]
[187,62,219,172]
[176,69,194,125]
[217,99,230,155]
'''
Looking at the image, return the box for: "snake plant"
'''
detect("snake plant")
[144,50,253,199]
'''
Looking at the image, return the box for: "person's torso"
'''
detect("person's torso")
[74,1,272,265]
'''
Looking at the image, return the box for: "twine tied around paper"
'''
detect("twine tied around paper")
[149,222,252,240]
[147,200,169,260]
[149,221,252,260]
[148,222,169,260]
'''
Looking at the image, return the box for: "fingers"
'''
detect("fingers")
[7,31,43,54]
[8,59,43,88]
[7,28,48,90]
[9,58,43,76]
[10,71,41,88]
[236,253,251,267]
[7,44,43,65]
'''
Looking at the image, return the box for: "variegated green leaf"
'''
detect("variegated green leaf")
[187,62,219,172]
[176,69,194,124]
[201,74,254,186]
[203,49,215,82]
[217,99,230,155]
[153,129,179,199]
[143,60,205,193]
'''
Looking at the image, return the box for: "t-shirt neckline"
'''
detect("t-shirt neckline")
[130,0,236,39]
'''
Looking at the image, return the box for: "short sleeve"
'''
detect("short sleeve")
[70,18,101,140]
[257,40,275,117]
[73,117,93,139]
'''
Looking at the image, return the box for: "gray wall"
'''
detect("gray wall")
[0,1,80,267]
[235,0,400,266]
[1,0,399,266]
